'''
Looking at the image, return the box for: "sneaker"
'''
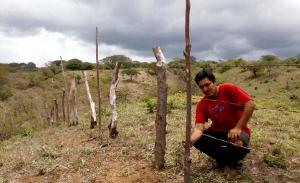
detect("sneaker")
[227,162,245,173]
[212,160,226,171]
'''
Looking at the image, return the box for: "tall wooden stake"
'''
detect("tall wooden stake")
[60,56,68,123]
[68,78,78,126]
[184,0,192,182]
[96,27,102,139]
[50,99,59,125]
[152,46,168,169]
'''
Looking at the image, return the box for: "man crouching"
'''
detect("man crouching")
[190,69,256,171]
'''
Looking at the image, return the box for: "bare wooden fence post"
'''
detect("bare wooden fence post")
[45,102,51,125]
[50,99,59,125]
[108,62,121,138]
[152,46,168,169]
[83,71,97,128]
[60,56,68,123]
[68,78,78,126]
[184,0,192,182]
[96,27,103,140]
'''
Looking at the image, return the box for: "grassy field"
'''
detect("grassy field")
[0,66,299,182]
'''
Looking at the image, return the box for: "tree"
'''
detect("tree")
[25,62,37,71]
[244,61,263,78]
[102,55,131,69]
[261,55,278,76]
[284,57,297,65]
[122,68,140,81]
[66,58,83,70]
[261,55,278,62]
[81,62,95,70]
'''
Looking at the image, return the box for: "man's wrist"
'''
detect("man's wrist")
[235,122,244,130]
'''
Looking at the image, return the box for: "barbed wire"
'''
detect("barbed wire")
[218,64,300,68]
[199,98,300,114]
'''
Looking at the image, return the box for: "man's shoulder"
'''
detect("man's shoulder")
[219,82,236,88]
[219,83,238,92]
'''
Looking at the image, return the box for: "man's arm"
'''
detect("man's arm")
[228,100,256,141]
[190,123,205,146]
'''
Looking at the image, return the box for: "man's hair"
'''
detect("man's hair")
[194,68,216,85]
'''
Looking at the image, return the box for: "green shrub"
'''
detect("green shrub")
[81,62,95,70]
[218,64,232,73]
[27,74,42,88]
[0,86,12,101]
[122,68,140,81]
[289,94,298,100]
[21,127,32,137]
[66,59,83,70]
[143,97,156,113]
[167,99,176,113]
[41,67,54,79]
[263,150,288,169]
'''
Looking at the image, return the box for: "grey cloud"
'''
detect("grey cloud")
[1,0,300,62]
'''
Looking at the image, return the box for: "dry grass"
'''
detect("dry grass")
[0,67,300,182]
[0,94,299,182]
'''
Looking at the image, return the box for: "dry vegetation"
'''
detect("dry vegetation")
[0,65,299,182]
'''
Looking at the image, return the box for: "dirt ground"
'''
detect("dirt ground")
[0,121,299,183]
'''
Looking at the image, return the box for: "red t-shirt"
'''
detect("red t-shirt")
[195,83,252,136]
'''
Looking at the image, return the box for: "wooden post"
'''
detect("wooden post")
[108,62,121,138]
[60,56,68,123]
[50,99,59,124]
[45,102,51,125]
[68,78,78,126]
[152,46,168,169]
[62,91,65,121]
[96,27,102,138]
[83,71,97,128]
[184,0,192,182]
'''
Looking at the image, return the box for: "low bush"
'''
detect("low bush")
[289,94,298,100]
[263,146,288,169]
[0,86,12,101]
[143,97,156,113]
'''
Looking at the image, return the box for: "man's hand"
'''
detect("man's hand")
[228,127,242,142]
[182,124,204,148]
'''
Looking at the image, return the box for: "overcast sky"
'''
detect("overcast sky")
[1,0,300,66]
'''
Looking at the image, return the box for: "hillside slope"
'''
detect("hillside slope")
[0,67,300,182]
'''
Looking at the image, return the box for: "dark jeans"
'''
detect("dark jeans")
[193,129,250,164]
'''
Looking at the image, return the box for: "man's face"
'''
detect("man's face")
[198,77,217,97]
